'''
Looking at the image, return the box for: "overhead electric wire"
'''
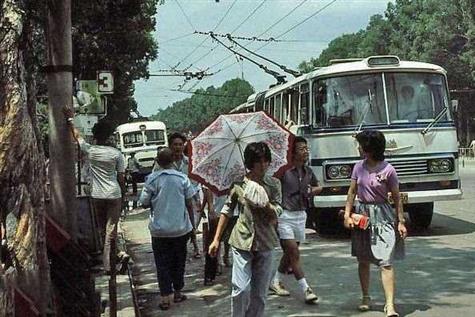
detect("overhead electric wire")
[175,0,196,31]
[158,46,198,71]
[276,0,338,38]
[186,0,266,70]
[257,0,308,37]
[207,0,338,75]
[205,0,310,71]
[175,0,238,68]
[211,33,286,84]
[195,31,280,42]
[230,0,268,33]
[214,0,239,31]
[160,32,195,44]
[226,35,300,77]
[170,89,250,99]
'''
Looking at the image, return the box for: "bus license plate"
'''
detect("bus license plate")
[388,192,408,204]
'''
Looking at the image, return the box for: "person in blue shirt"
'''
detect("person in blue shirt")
[139,148,196,311]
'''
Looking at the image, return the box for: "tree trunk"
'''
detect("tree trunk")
[0,0,51,315]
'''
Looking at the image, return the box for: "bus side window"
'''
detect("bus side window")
[282,92,289,124]
[275,94,282,123]
[312,80,326,126]
[300,83,310,124]
[264,98,270,114]
[290,87,299,124]
[270,97,275,117]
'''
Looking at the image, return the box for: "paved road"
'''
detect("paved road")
[122,163,475,317]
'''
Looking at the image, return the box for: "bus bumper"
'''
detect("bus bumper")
[314,188,463,208]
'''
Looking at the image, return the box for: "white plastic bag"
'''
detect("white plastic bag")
[243,180,269,208]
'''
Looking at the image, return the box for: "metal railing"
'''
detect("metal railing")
[459,147,474,167]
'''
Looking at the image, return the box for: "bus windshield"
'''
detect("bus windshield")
[385,73,450,123]
[314,73,386,128]
[313,72,451,128]
[123,132,144,148]
[144,130,165,146]
[122,129,165,148]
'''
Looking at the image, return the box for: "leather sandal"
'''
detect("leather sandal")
[159,296,171,310]
[173,292,187,303]
[384,304,399,317]
[159,302,170,310]
[358,295,371,311]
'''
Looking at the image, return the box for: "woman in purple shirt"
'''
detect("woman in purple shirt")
[343,130,407,317]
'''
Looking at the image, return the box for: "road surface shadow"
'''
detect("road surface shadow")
[408,212,475,237]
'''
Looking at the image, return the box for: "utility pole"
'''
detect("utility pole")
[46,0,78,237]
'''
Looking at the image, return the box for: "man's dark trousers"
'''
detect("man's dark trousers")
[151,232,190,296]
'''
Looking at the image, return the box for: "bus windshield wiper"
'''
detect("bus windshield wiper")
[421,106,448,135]
[354,89,373,136]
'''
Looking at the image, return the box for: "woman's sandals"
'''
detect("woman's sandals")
[384,304,400,317]
[358,295,371,311]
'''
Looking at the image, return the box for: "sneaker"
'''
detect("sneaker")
[304,287,319,304]
[269,282,290,296]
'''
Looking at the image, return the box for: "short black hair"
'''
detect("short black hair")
[293,136,307,152]
[92,120,115,143]
[168,132,187,145]
[244,142,272,170]
[356,130,386,161]
[157,148,173,167]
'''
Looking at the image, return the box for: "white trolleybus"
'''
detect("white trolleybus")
[232,55,462,230]
[115,120,168,181]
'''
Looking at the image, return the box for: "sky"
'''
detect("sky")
[134,0,392,117]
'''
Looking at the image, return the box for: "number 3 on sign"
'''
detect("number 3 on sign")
[97,71,114,94]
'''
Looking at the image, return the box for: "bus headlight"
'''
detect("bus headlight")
[326,164,353,179]
[428,158,453,173]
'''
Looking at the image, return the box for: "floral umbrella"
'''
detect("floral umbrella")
[188,111,294,195]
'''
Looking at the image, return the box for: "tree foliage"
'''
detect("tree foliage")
[151,78,254,133]
[72,0,159,125]
[299,0,475,89]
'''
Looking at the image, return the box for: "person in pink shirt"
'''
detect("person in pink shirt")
[343,130,407,317]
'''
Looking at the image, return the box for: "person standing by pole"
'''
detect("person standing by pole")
[269,136,322,304]
[65,109,126,275]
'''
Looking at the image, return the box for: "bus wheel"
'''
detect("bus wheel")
[315,208,347,235]
[408,202,434,229]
